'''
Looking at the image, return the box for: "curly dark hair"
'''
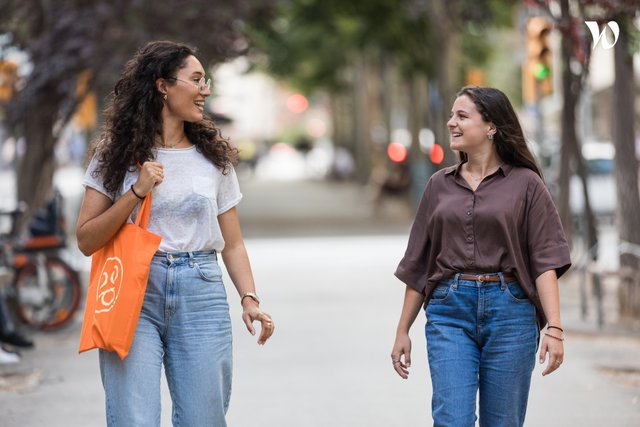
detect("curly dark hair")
[91,40,238,196]
[456,86,543,181]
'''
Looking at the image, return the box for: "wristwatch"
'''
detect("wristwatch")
[241,292,260,306]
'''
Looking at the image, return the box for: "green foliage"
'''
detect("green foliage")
[0,0,276,221]
[0,0,274,132]
[623,14,640,56]
[246,0,520,95]
[459,0,519,69]
[245,1,350,93]
[483,28,524,105]
[246,0,436,93]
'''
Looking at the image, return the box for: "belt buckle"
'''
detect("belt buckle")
[477,275,485,282]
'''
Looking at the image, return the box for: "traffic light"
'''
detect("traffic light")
[0,60,18,102]
[523,17,553,104]
[73,70,97,130]
[466,68,486,87]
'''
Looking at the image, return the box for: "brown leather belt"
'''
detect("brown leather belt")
[458,274,516,282]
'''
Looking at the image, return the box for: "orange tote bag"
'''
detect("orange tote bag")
[78,193,161,360]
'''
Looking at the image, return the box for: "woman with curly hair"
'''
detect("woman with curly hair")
[76,40,274,426]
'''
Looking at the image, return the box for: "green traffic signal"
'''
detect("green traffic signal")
[533,63,550,80]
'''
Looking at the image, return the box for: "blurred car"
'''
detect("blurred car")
[570,141,616,218]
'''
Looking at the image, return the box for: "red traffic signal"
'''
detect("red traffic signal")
[387,142,408,163]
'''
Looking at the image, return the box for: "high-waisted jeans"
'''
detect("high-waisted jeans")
[425,273,539,427]
[99,250,232,427]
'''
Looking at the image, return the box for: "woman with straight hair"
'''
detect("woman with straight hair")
[391,86,570,426]
[76,40,274,426]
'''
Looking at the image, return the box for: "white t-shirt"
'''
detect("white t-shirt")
[83,145,243,252]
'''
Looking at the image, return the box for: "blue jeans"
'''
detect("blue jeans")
[425,273,539,427]
[99,250,232,427]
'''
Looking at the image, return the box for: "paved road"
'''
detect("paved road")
[1,174,639,426]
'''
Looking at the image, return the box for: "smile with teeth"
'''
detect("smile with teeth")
[195,101,205,110]
[451,132,462,137]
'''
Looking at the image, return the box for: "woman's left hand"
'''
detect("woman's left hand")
[539,332,564,376]
[242,301,275,345]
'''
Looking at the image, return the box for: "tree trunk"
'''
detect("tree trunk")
[557,118,572,245]
[329,96,343,148]
[429,0,461,167]
[381,57,393,151]
[369,57,389,172]
[612,17,640,321]
[407,74,432,208]
[407,75,421,206]
[437,32,461,167]
[560,55,597,255]
[331,93,355,150]
[14,89,61,234]
[352,55,371,183]
[558,0,598,253]
[556,0,572,244]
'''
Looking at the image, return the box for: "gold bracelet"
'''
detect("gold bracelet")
[241,292,260,306]
[544,332,565,342]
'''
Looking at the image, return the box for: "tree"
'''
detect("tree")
[247,0,518,191]
[611,15,640,321]
[247,0,434,177]
[523,0,597,252]
[525,0,640,321]
[0,0,273,230]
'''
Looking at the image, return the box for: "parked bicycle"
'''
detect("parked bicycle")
[0,193,82,331]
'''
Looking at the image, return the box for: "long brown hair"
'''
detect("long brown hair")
[92,40,238,196]
[456,86,543,180]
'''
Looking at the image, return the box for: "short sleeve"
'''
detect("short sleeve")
[394,179,433,294]
[83,153,114,201]
[526,177,571,280]
[217,167,243,215]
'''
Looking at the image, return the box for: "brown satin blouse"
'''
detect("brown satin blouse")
[394,162,571,328]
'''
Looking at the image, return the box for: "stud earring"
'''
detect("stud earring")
[488,133,494,141]
[163,94,167,101]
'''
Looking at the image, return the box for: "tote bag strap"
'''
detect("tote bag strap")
[133,162,152,230]
[135,192,153,230]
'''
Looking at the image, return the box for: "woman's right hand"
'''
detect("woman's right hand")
[391,333,412,379]
[133,161,164,196]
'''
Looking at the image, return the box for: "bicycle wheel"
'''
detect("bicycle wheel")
[14,257,82,330]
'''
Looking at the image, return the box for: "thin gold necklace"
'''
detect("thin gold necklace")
[466,164,502,181]
[159,134,185,149]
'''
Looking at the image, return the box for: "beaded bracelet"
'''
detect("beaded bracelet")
[130,184,144,200]
[547,325,564,333]
[544,332,564,342]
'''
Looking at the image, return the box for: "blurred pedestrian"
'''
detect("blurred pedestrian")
[391,86,571,426]
[0,293,33,349]
[76,40,274,426]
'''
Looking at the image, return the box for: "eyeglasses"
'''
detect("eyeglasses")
[167,76,211,93]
